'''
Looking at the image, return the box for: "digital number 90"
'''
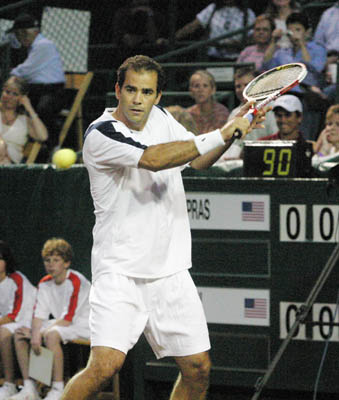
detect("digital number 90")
[263,148,292,176]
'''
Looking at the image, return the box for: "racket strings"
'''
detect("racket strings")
[245,66,303,99]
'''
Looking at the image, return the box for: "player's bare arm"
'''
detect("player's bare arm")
[138,102,267,171]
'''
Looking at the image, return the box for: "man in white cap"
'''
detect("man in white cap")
[259,94,304,141]
[259,94,314,177]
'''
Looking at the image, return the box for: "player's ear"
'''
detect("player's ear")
[115,82,121,100]
[155,91,162,105]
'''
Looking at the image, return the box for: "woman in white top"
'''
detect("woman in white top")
[314,104,339,156]
[0,76,47,164]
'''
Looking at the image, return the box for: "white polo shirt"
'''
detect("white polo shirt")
[83,106,195,281]
[34,269,90,328]
[0,271,37,326]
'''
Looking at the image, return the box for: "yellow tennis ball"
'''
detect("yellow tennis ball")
[52,148,77,169]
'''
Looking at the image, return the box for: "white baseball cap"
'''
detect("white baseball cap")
[273,94,303,113]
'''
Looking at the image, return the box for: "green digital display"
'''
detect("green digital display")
[243,141,298,178]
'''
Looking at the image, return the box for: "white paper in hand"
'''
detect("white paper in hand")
[28,347,54,386]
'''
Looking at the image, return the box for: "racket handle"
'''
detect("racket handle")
[232,111,254,139]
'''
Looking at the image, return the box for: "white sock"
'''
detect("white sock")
[23,379,36,390]
[52,381,64,392]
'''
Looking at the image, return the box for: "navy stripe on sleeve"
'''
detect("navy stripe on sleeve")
[156,104,167,115]
[84,121,148,150]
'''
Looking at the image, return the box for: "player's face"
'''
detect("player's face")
[274,109,302,139]
[326,114,339,145]
[253,20,272,45]
[189,73,215,105]
[43,254,70,284]
[115,68,161,131]
[234,74,253,103]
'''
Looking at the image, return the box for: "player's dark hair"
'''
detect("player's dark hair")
[0,240,17,275]
[286,12,310,31]
[117,55,166,94]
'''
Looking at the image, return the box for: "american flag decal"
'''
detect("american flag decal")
[244,298,267,319]
[242,201,264,222]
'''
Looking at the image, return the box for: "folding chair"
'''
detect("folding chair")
[58,71,94,150]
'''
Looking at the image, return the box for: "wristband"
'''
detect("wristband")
[193,129,225,155]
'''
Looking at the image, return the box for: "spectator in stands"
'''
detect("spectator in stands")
[0,76,48,165]
[12,238,90,400]
[263,11,326,88]
[186,69,229,133]
[112,0,163,66]
[323,50,338,105]
[165,105,199,135]
[314,1,339,54]
[314,104,339,156]
[0,240,36,400]
[216,67,277,161]
[237,14,275,71]
[260,94,304,141]
[260,94,314,176]
[8,13,65,154]
[172,0,256,60]
[262,12,327,140]
[264,0,300,50]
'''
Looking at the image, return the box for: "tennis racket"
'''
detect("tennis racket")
[233,62,307,139]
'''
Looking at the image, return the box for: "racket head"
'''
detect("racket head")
[242,63,307,102]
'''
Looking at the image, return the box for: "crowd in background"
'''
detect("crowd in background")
[0,0,338,166]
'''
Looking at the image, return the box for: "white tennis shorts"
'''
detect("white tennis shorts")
[89,269,210,359]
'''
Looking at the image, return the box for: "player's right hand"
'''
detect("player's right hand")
[220,116,250,141]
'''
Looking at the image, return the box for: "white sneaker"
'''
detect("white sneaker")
[44,389,62,400]
[0,383,17,400]
[8,387,40,400]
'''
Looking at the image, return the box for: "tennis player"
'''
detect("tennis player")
[61,55,266,400]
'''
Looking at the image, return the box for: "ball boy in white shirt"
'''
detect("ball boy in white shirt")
[0,240,37,400]
[11,238,91,400]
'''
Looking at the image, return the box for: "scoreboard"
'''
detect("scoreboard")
[141,176,339,398]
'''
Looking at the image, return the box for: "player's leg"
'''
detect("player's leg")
[143,270,211,400]
[170,352,211,400]
[61,272,148,400]
[60,346,125,400]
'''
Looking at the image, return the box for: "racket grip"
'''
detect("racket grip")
[232,111,254,139]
